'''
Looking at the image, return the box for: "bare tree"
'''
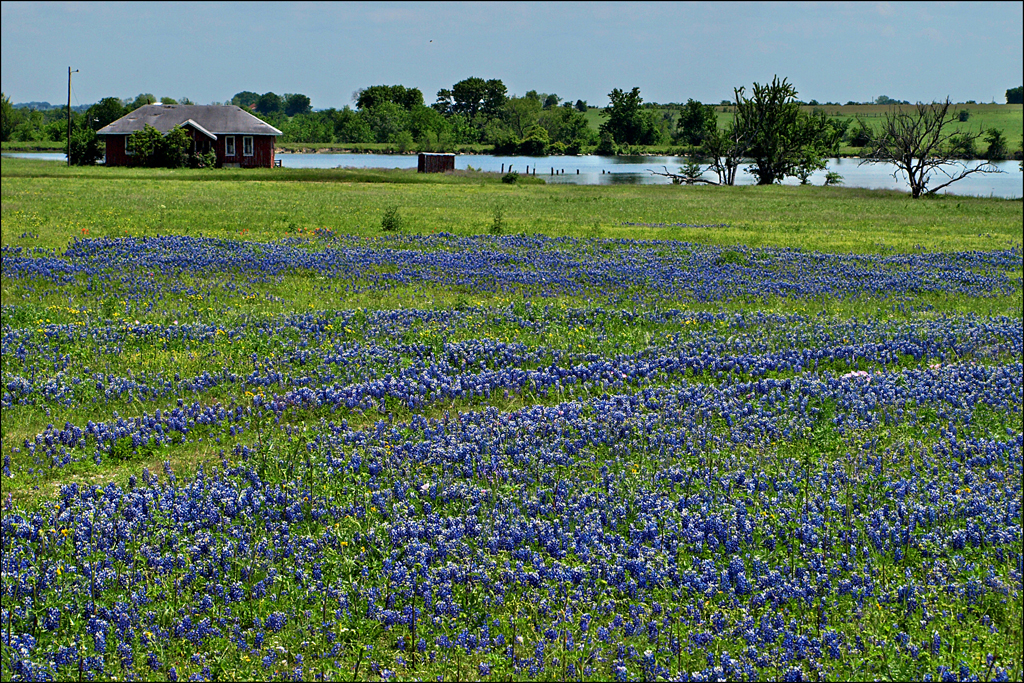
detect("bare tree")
[860,98,1002,198]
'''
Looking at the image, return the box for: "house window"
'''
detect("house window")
[243,136,254,156]
[125,135,135,156]
[225,136,235,156]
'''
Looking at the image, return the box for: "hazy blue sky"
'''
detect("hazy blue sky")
[2,1,1021,108]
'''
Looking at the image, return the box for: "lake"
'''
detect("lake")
[5,151,1021,198]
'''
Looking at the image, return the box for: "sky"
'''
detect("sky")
[2,1,1021,109]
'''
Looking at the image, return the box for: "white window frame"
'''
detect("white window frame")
[243,136,254,157]
[225,136,236,156]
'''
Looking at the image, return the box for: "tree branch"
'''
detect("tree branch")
[648,166,719,185]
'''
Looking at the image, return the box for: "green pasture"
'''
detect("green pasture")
[3,157,1021,256]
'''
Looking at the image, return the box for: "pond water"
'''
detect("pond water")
[5,152,1021,198]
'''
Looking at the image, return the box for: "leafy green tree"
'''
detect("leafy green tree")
[542,93,561,110]
[407,105,448,142]
[517,125,550,155]
[984,128,1008,160]
[499,96,543,138]
[949,133,977,159]
[129,93,156,110]
[435,78,506,119]
[699,121,747,185]
[1006,86,1023,104]
[231,91,260,109]
[281,112,333,143]
[356,85,423,111]
[284,94,312,117]
[733,76,828,185]
[330,106,373,143]
[161,126,192,167]
[86,97,127,130]
[255,92,284,115]
[69,127,102,165]
[1,92,20,141]
[126,124,191,167]
[160,97,177,105]
[594,129,618,156]
[362,102,409,143]
[574,99,587,113]
[676,99,717,147]
[538,105,595,151]
[600,87,659,146]
[178,97,194,105]
[846,117,873,147]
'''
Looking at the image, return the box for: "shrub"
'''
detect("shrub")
[984,128,1008,160]
[490,204,505,235]
[957,109,970,122]
[380,205,402,232]
[594,130,618,156]
[823,170,844,186]
[501,171,519,184]
[69,127,102,166]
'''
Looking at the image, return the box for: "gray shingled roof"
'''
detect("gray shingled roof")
[97,104,283,136]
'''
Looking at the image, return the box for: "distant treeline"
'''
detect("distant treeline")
[3,83,1022,157]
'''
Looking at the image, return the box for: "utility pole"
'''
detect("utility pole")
[67,66,78,166]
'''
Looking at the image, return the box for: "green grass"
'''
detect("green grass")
[3,157,1021,255]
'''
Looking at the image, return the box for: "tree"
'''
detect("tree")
[356,85,423,111]
[434,78,506,120]
[860,97,1001,198]
[732,76,829,185]
[600,87,659,146]
[575,99,587,113]
[86,97,127,130]
[160,97,177,105]
[69,126,103,165]
[284,93,312,117]
[231,91,260,109]
[1,92,20,142]
[676,99,717,147]
[1006,86,1023,104]
[129,93,156,110]
[255,92,284,115]
[543,93,561,110]
[499,96,542,138]
[983,128,1008,160]
[699,121,748,186]
[126,124,191,167]
[331,106,373,143]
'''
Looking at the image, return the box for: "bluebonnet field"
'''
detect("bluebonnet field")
[1,232,1022,681]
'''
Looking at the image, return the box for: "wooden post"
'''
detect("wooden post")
[66,67,78,166]
[501,164,504,173]
[551,167,553,175]
[577,169,579,174]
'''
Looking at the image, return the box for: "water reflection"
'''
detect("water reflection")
[3,152,1020,197]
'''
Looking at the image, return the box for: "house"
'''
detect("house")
[97,104,283,168]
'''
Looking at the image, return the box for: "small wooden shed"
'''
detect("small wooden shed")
[417,153,455,173]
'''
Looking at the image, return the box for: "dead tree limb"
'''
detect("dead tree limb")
[648,166,720,185]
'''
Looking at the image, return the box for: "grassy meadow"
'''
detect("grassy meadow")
[1,157,1022,682]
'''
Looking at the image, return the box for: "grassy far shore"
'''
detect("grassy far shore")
[5,103,1020,157]
[3,157,1022,256]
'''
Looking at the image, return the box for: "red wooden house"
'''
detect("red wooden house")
[97,104,282,167]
